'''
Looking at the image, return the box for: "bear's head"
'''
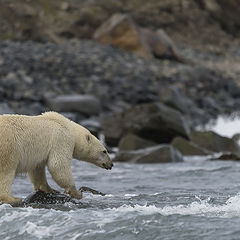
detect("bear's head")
[73,129,113,170]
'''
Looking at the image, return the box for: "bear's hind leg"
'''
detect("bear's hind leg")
[28,164,59,193]
[0,170,22,205]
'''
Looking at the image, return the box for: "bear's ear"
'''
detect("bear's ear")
[86,134,91,143]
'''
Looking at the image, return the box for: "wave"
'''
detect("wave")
[108,194,240,218]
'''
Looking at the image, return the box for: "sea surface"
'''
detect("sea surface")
[1,156,240,240]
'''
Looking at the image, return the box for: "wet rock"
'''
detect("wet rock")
[103,102,190,146]
[211,152,240,161]
[190,131,240,154]
[114,145,183,163]
[93,13,151,59]
[171,136,209,156]
[46,94,101,117]
[119,133,156,151]
[24,191,75,205]
[232,133,240,144]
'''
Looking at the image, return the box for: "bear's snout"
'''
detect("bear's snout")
[102,161,114,170]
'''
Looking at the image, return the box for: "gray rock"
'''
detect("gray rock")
[46,94,101,116]
[190,131,240,154]
[171,136,209,156]
[114,145,183,163]
[119,133,156,151]
[0,103,15,115]
[103,102,190,146]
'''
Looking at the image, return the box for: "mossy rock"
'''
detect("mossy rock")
[119,133,156,151]
[171,136,209,156]
[190,131,240,154]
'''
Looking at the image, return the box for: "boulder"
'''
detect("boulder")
[211,152,240,161]
[232,133,240,144]
[23,191,75,205]
[171,136,209,156]
[190,131,240,154]
[103,102,190,146]
[114,145,183,163]
[141,28,185,62]
[158,86,206,126]
[46,94,101,117]
[119,133,156,151]
[102,112,125,146]
[0,103,14,115]
[93,13,151,59]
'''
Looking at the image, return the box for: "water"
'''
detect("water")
[1,157,240,240]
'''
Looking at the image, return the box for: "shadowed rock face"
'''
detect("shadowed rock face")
[103,102,190,146]
[114,144,183,163]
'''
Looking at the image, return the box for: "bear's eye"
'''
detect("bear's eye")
[103,150,107,154]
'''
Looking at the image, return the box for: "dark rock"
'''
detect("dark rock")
[0,103,14,115]
[114,145,183,163]
[24,191,75,205]
[102,112,125,146]
[103,102,190,146]
[119,133,156,151]
[80,118,102,136]
[211,152,240,161]
[171,136,209,156]
[190,131,240,154]
[46,94,101,117]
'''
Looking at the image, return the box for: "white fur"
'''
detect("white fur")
[0,112,112,204]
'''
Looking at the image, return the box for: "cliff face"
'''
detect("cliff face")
[0,0,239,48]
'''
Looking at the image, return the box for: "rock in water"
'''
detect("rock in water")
[171,136,209,156]
[114,144,183,163]
[103,102,190,146]
[23,191,75,205]
[190,131,240,154]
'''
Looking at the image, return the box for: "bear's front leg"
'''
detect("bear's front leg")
[28,164,59,193]
[0,169,22,205]
[47,154,82,200]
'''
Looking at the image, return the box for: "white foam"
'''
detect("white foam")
[19,221,52,239]
[107,194,240,218]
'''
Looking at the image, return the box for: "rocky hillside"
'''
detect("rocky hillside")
[0,0,240,163]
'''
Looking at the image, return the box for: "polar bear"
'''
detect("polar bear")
[0,112,113,205]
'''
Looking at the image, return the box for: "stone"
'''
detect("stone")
[103,102,190,146]
[190,131,240,154]
[23,191,75,205]
[114,145,183,163]
[171,136,209,156]
[119,133,156,151]
[141,28,185,62]
[211,152,240,161]
[93,13,151,59]
[46,94,101,116]
[0,103,15,115]
[232,133,240,144]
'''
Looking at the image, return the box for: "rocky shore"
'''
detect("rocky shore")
[0,0,240,164]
